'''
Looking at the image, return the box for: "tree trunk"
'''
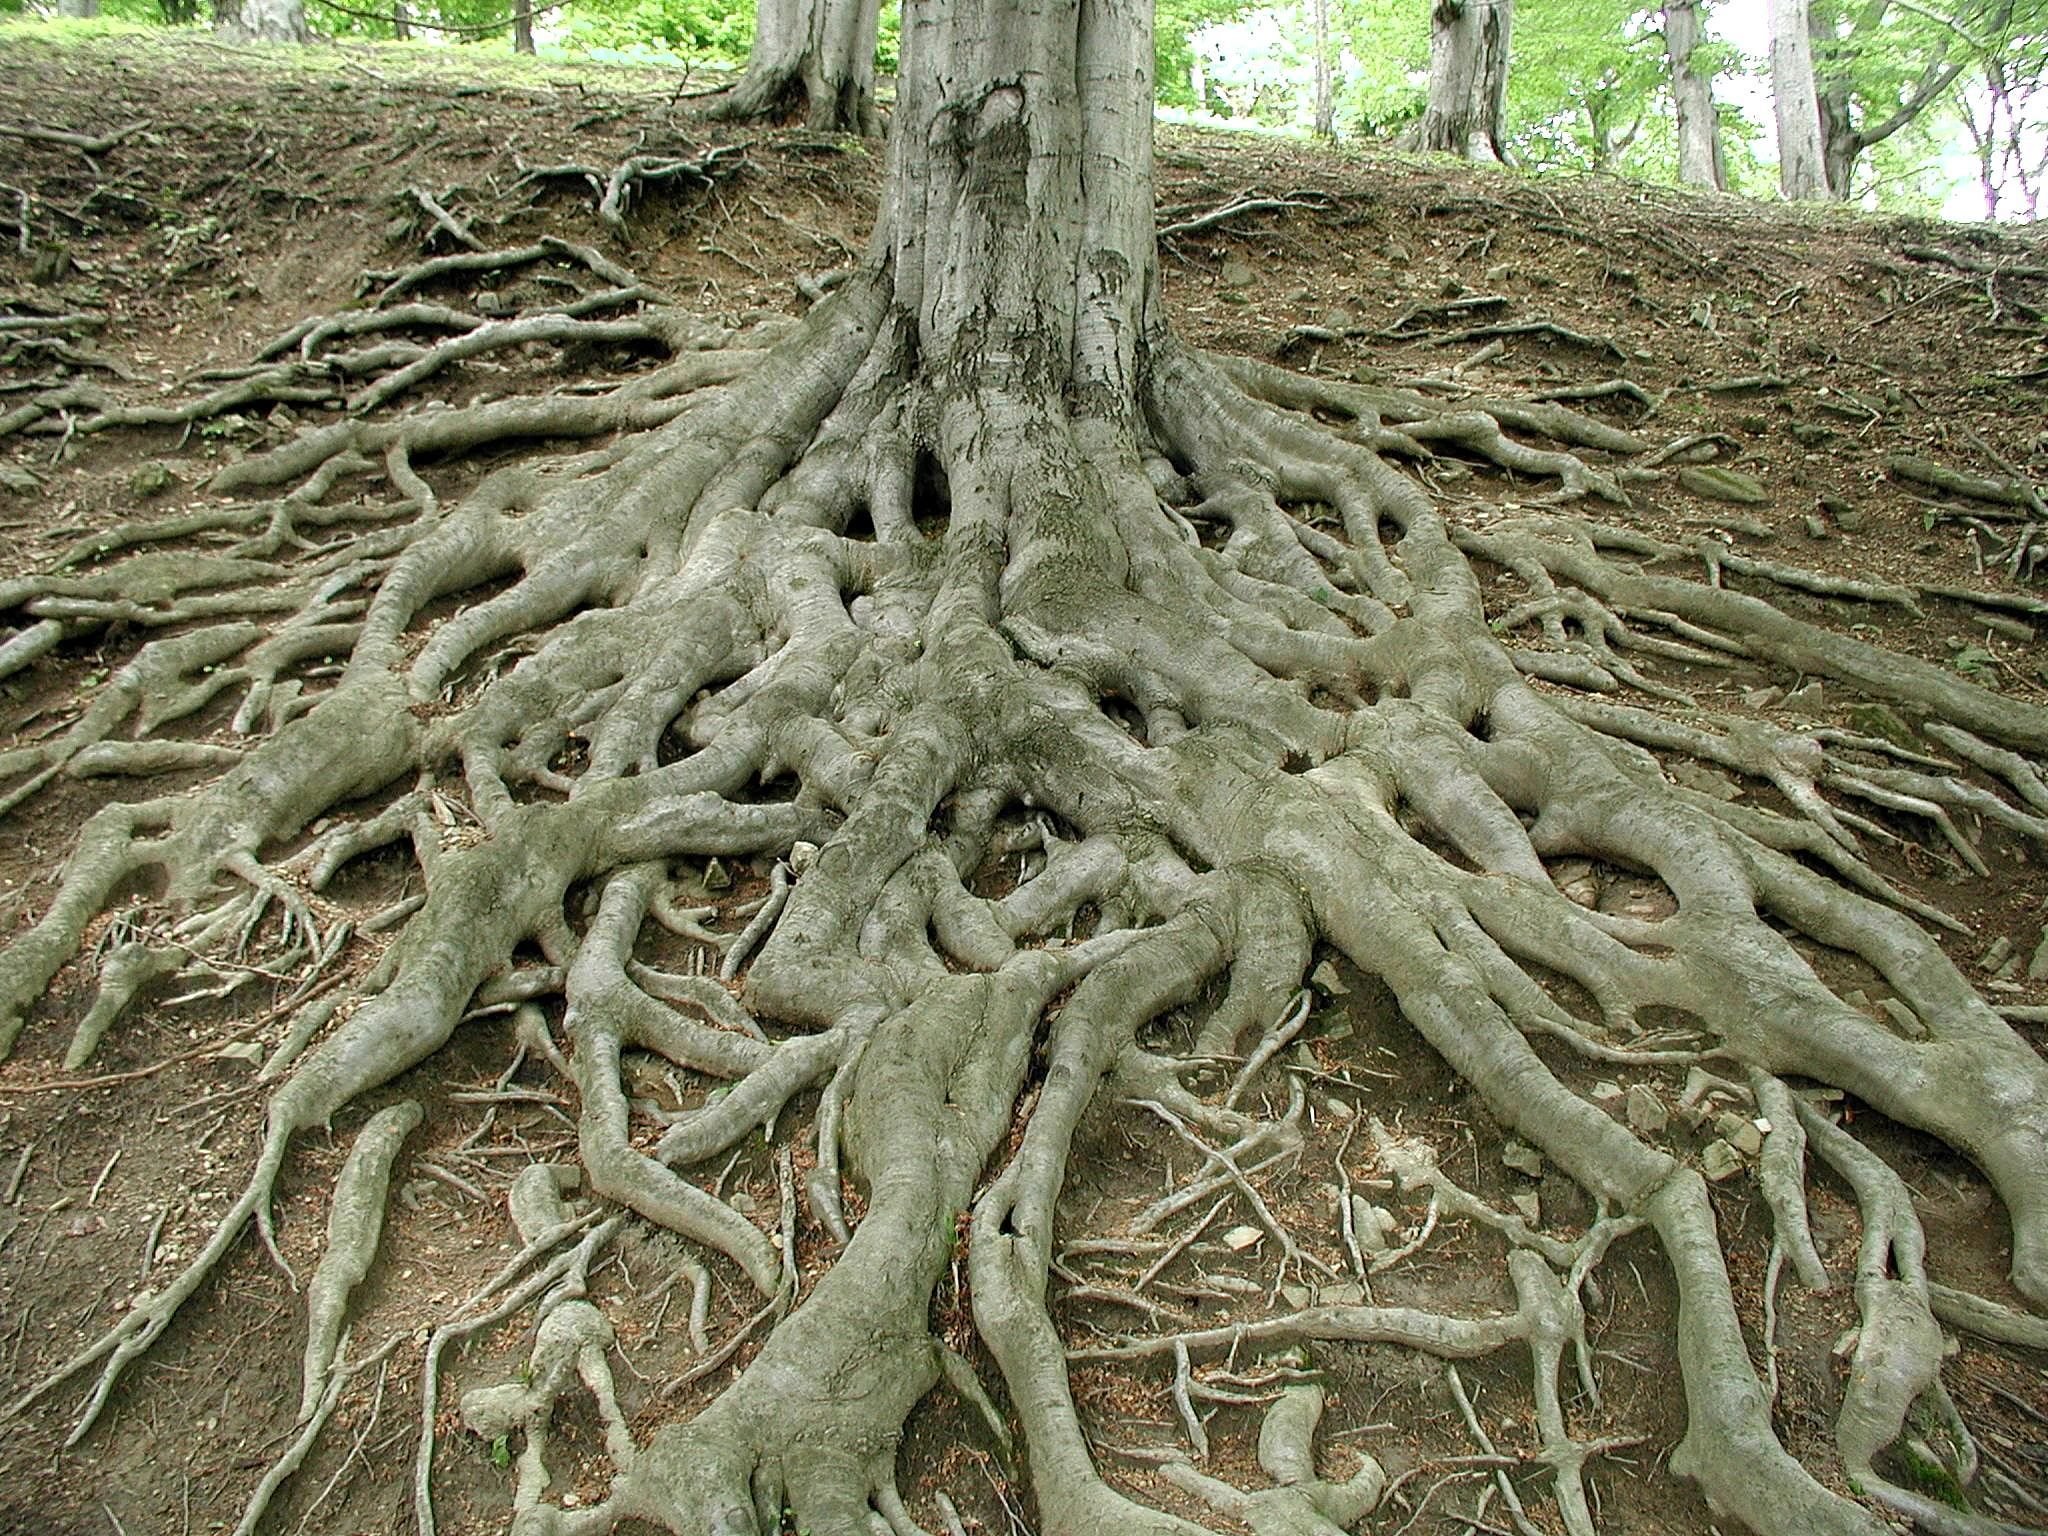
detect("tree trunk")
[512,0,535,55]
[56,0,101,17]
[1417,0,1514,160]
[714,0,883,135]
[1664,0,1726,190]
[1769,0,1830,198]
[14,7,2048,1536]
[213,0,310,44]
[392,0,409,39]
[1311,0,1335,137]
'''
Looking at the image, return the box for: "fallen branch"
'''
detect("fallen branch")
[0,121,148,156]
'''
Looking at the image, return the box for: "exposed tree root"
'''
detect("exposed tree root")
[4,28,2048,1536]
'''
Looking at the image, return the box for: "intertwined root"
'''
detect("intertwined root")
[1,238,2046,1536]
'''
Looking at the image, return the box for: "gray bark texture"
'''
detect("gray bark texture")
[715,0,884,135]
[1664,0,1726,190]
[2,4,2046,1536]
[55,0,101,17]
[1417,0,1513,160]
[212,0,310,44]
[1770,0,1831,198]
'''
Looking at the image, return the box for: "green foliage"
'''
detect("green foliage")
[1505,0,1668,174]
[559,0,753,63]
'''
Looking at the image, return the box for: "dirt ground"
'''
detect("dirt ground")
[1,24,2045,1536]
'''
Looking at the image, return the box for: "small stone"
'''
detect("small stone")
[129,461,177,499]
[1591,1080,1623,1103]
[1782,681,1825,717]
[1802,514,1829,539]
[1502,1141,1543,1177]
[1979,936,2014,973]
[1700,1139,1744,1181]
[1320,1021,1354,1042]
[727,1191,756,1214]
[1714,1112,1764,1156]
[1310,960,1350,996]
[702,857,731,891]
[1351,1197,1394,1251]
[1321,1282,1366,1306]
[1223,1225,1264,1252]
[213,1041,264,1065]
[1382,240,1412,265]
[1323,1096,1355,1120]
[1823,498,1866,532]
[1511,1191,1541,1226]
[788,840,821,875]
[1483,263,1512,284]
[475,289,512,316]
[1843,989,1870,1011]
[1320,307,1354,332]
[1280,1284,1313,1310]
[0,463,41,495]
[2027,928,2048,981]
[1219,256,1256,288]
[1742,686,1783,710]
[1550,859,1598,908]
[1679,465,1769,505]
[561,1492,581,1509]
[1597,879,1676,921]
[1625,1084,1670,1134]
[1878,997,1927,1039]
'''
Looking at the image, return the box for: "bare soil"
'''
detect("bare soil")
[0,26,2044,1536]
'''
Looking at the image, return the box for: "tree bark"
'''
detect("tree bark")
[512,0,535,55]
[715,0,884,135]
[1664,0,1726,189]
[213,0,310,43]
[1417,0,1514,160]
[392,0,409,40]
[56,0,101,17]
[1769,0,1830,198]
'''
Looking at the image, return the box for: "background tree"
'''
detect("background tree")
[1415,0,1514,156]
[711,0,884,133]
[1771,0,1832,195]
[1808,0,2004,197]
[1664,0,1728,186]
[1958,1,2048,215]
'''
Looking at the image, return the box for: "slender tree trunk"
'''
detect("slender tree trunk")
[1311,0,1335,137]
[1664,0,1726,190]
[715,0,884,135]
[392,0,409,39]
[56,0,101,16]
[1768,0,1829,198]
[213,0,310,43]
[513,0,535,55]
[1416,0,1514,160]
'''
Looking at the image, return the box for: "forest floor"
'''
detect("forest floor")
[1,22,2046,1536]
